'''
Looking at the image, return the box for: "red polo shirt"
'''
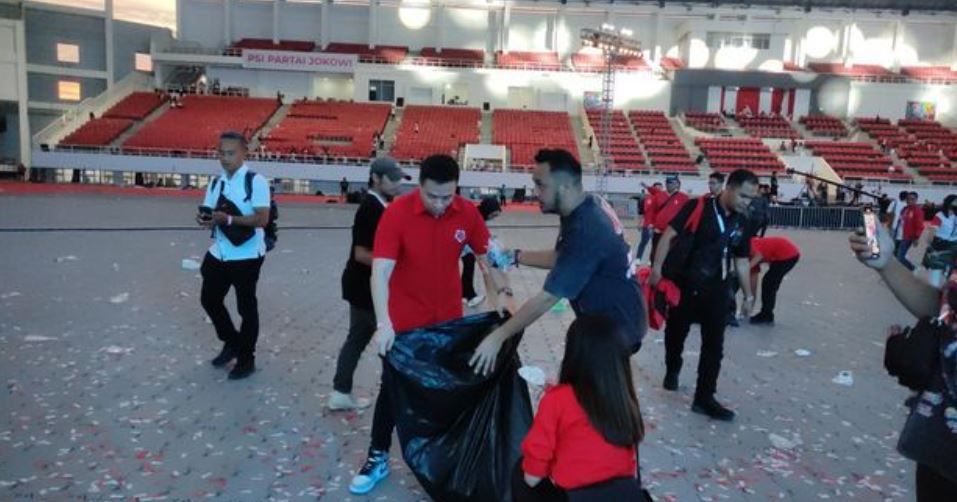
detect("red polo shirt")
[373,189,491,332]
[751,237,801,263]
[647,187,689,233]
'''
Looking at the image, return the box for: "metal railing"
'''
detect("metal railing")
[768,205,863,230]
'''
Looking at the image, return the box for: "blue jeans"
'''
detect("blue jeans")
[635,227,654,262]
[897,239,915,271]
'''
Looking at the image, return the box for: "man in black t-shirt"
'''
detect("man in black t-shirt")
[650,169,759,421]
[329,158,409,411]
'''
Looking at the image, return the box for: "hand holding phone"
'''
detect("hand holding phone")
[862,206,880,258]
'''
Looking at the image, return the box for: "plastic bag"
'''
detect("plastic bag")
[385,312,532,502]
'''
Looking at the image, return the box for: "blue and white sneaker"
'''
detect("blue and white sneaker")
[349,449,390,495]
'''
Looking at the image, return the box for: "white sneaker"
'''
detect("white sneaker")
[327,391,371,411]
[466,295,486,308]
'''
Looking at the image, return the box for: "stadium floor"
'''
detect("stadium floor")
[0,190,918,501]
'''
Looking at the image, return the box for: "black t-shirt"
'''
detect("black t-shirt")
[543,195,646,352]
[341,192,386,309]
[669,197,751,292]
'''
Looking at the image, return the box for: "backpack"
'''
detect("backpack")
[661,196,709,281]
[213,171,279,252]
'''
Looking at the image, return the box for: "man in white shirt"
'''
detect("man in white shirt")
[195,131,271,380]
[887,190,908,254]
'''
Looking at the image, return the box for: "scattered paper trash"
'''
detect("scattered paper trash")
[795,349,812,357]
[833,370,854,386]
[24,335,57,342]
[518,366,546,387]
[1,291,22,299]
[109,292,130,304]
[55,255,78,263]
[757,351,778,358]
[768,433,802,450]
[99,346,134,355]
[550,299,568,313]
[182,259,201,271]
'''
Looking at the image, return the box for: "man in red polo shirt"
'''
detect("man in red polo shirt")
[646,176,689,263]
[896,191,924,271]
[349,154,511,496]
[747,236,801,325]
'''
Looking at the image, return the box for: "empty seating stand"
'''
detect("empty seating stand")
[416,48,484,68]
[123,95,279,155]
[493,109,579,171]
[897,119,957,183]
[261,100,390,160]
[571,52,648,72]
[628,111,696,174]
[390,105,480,162]
[856,117,911,149]
[684,112,727,133]
[737,115,800,139]
[800,115,848,137]
[233,38,317,52]
[61,118,135,147]
[324,43,408,64]
[805,141,909,182]
[807,63,905,83]
[584,110,646,174]
[495,51,562,71]
[901,66,957,85]
[695,138,785,176]
[103,92,165,120]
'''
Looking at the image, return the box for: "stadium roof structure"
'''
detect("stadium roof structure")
[556,1,956,13]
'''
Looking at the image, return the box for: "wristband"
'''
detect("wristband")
[376,322,392,330]
[227,215,233,226]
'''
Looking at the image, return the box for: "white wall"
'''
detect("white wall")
[181,0,225,48]
[377,5,433,50]
[508,10,549,52]
[207,67,314,99]
[558,11,605,58]
[847,81,957,125]
[330,4,369,45]
[0,23,18,101]
[900,22,956,66]
[232,0,273,41]
[443,6,489,50]
[278,1,322,44]
[313,75,354,100]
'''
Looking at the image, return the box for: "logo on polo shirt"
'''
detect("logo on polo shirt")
[454,229,467,243]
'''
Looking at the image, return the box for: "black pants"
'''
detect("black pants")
[200,252,264,362]
[917,463,957,502]
[369,358,395,453]
[650,232,662,265]
[665,284,727,399]
[461,253,477,300]
[757,256,799,317]
[511,460,645,502]
[332,305,376,394]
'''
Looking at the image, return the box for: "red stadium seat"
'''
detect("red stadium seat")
[493,109,579,169]
[390,105,480,162]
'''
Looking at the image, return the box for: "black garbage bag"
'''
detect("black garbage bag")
[385,312,533,502]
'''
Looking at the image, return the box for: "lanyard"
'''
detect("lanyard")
[714,199,732,279]
[713,198,726,235]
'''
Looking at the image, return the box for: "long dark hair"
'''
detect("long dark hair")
[559,315,644,447]
[942,195,957,217]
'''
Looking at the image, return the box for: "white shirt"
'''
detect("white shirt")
[932,211,957,242]
[888,200,905,240]
[202,164,270,261]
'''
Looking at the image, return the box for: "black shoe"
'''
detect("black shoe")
[750,313,774,325]
[726,315,740,327]
[228,359,256,380]
[663,372,679,391]
[692,396,736,421]
[211,344,237,368]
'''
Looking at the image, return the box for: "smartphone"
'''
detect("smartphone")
[198,205,213,221]
[862,205,880,258]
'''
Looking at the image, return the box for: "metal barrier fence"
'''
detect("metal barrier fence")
[768,205,863,230]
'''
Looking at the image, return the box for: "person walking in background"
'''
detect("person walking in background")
[897,191,925,271]
[329,158,409,411]
[887,191,908,254]
[645,176,689,264]
[339,177,350,203]
[634,182,663,265]
[462,197,503,308]
[195,131,272,380]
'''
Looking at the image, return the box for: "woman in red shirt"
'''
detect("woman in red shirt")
[512,315,646,501]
